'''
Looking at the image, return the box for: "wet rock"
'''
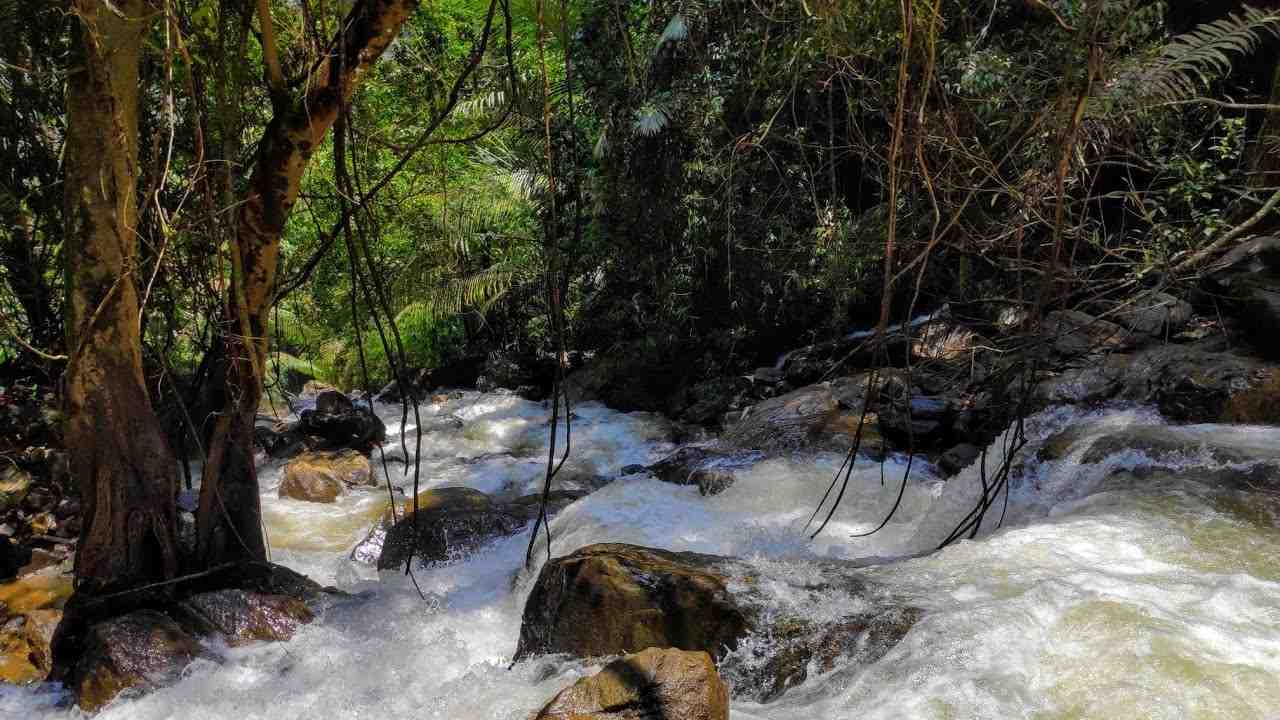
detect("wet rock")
[939,443,982,476]
[533,647,729,720]
[1113,292,1193,336]
[177,589,314,646]
[355,487,585,567]
[723,384,839,453]
[298,405,386,453]
[645,445,761,488]
[747,606,924,700]
[1032,357,1129,406]
[0,465,32,514]
[1042,310,1142,358]
[1207,236,1280,360]
[279,450,373,503]
[67,610,209,712]
[877,395,953,445]
[689,469,736,496]
[1220,368,1280,425]
[516,544,923,702]
[377,494,526,570]
[515,544,750,662]
[620,464,646,476]
[0,608,60,684]
[1117,346,1277,423]
[253,419,308,459]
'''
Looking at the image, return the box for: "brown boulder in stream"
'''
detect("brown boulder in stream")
[515,543,923,701]
[66,610,209,713]
[534,647,729,720]
[278,450,373,502]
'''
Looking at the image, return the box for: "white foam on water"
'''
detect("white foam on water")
[6,393,1280,719]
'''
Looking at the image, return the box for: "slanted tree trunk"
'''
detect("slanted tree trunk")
[62,0,178,596]
[195,0,421,565]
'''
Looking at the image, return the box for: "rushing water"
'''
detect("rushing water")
[5,393,1280,719]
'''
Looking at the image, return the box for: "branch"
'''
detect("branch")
[1172,184,1280,274]
[256,0,286,100]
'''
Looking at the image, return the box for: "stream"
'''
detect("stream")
[5,392,1280,719]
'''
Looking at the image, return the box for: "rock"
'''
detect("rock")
[0,608,60,684]
[377,500,526,570]
[298,405,386,452]
[912,320,986,361]
[254,419,308,459]
[279,450,373,503]
[515,544,750,662]
[355,487,585,567]
[1220,368,1280,425]
[1042,309,1142,358]
[688,469,736,496]
[645,445,761,489]
[939,443,982,476]
[516,543,923,702]
[1114,292,1193,336]
[399,486,492,516]
[620,464,646,476]
[1208,236,1280,359]
[533,647,729,720]
[677,378,742,427]
[723,384,838,452]
[0,465,32,515]
[1032,357,1129,406]
[177,589,314,645]
[877,395,953,445]
[67,610,209,712]
[1116,346,1277,423]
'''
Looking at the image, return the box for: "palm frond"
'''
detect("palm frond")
[1116,7,1280,103]
[397,266,516,330]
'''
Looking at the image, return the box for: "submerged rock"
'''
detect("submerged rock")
[644,444,762,495]
[534,647,729,720]
[279,450,374,503]
[177,589,314,646]
[515,544,750,662]
[375,489,586,570]
[67,610,210,713]
[516,543,921,701]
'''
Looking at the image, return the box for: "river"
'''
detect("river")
[5,392,1279,719]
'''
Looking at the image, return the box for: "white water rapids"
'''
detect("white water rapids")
[4,393,1279,719]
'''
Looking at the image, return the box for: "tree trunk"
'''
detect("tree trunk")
[63,0,178,596]
[195,0,421,565]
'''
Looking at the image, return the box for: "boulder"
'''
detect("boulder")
[723,384,838,452]
[357,487,585,567]
[254,418,309,459]
[66,610,209,713]
[1208,236,1280,360]
[939,443,982,476]
[1042,309,1141,357]
[1116,346,1277,423]
[177,589,314,645]
[516,544,922,702]
[515,544,750,662]
[877,395,953,445]
[1113,291,1193,336]
[0,608,59,684]
[298,404,386,452]
[533,647,729,720]
[644,445,762,494]
[279,450,374,503]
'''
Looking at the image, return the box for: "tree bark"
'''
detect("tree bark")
[63,0,179,595]
[196,0,421,565]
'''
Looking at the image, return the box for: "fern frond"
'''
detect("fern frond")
[633,98,674,136]
[1116,7,1280,104]
[397,267,516,329]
